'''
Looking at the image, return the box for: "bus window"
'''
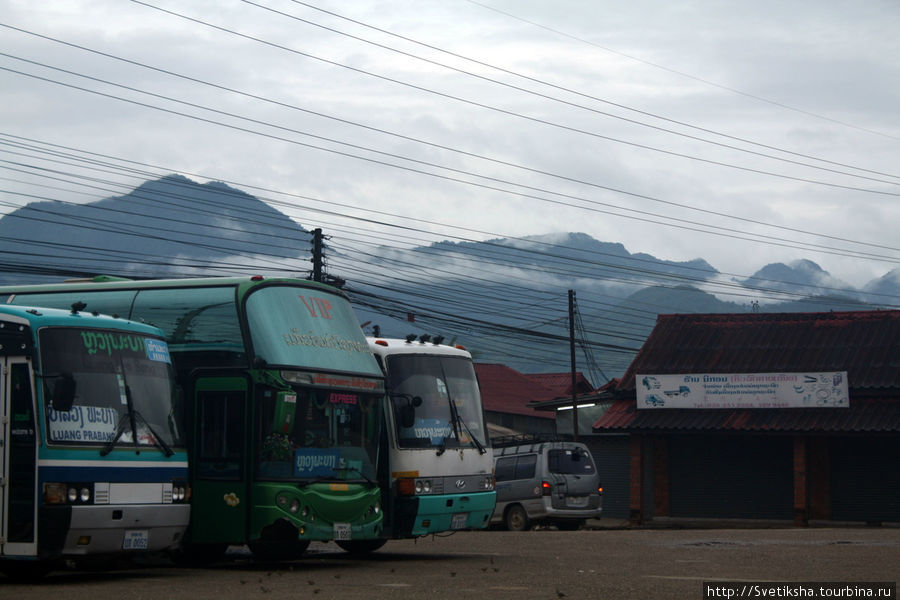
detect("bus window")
[131,287,245,359]
[7,363,36,544]
[244,286,378,375]
[197,390,244,480]
[257,388,379,482]
[386,355,486,450]
[7,290,137,317]
[39,328,182,450]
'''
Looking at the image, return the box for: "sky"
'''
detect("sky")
[1,0,899,288]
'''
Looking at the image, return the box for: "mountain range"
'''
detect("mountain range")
[1,175,896,380]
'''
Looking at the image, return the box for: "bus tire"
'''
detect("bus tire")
[173,542,228,566]
[504,505,530,531]
[335,539,387,555]
[0,560,55,581]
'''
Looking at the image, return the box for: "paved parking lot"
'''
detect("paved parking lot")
[2,526,898,600]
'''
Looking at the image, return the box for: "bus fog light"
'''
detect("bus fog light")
[77,536,91,546]
[44,483,67,504]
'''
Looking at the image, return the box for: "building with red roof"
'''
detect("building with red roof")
[593,310,900,525]
[473,363,558,437]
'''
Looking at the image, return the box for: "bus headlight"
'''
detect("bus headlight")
[480,476,495,490]
[80,487,91,503]
[290,499,301,514]
[68,487,78,503]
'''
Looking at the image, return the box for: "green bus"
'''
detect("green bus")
[0,276,385,561]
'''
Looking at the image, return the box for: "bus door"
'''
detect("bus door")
[1,358,38,557]
[190,376,250,545]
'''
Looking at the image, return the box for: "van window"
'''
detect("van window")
[495,457,515,482]
[515,454,537,479]
[548,448,595,474]
[495,454,537,482]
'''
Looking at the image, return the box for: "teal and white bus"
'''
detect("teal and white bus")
[340,336,494,553]
[0,304,188,578]
[0,276,385,561]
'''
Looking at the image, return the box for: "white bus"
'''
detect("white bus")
[337,336,495,553]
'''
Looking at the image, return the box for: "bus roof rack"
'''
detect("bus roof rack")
[490,433,561,448]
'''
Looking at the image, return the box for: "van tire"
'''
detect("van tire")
[505,505,530,531]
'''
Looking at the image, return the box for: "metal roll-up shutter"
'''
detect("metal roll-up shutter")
[668,435,793,519]
[830,436,900,523]
[583,434,631,519]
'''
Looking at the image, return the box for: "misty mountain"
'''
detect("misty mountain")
[737,259,860,299]
[0,175,896,380]
[0,174,311,284]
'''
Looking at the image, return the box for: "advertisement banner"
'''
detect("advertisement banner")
[636,372,849,409]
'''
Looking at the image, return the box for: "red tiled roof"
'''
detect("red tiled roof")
[617,310,900,393]
[474,363,556,419]
[523,372,594,397]
[595,310,900,433]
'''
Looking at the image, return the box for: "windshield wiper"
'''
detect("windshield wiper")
[100,412,131,456]
[333,465,375,484]
[99,384,173,457]
[440,392,487,456]
[133,409,174,457]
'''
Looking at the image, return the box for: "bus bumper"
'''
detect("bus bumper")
[58,504,190,555]
[395,491,497,537]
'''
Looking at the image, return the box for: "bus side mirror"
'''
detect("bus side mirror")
[399,404,415,429]
[398,395,422,428]
[52,373,76,412]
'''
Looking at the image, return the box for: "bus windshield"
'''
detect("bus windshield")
[245,285,381,376]
[257,386,381,482]
[386,355,487,450]
[39,327,184,449]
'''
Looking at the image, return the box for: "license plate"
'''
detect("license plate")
[450,513,468,530]
[333,522,351,541]
[122,529,149,550]
[566,496,589,508]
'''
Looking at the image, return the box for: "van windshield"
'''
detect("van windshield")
[548,448,595,475]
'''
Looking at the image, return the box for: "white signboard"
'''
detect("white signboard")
[636,372,849,409]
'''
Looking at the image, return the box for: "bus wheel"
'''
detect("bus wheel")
[249,540,310,561]
[505,505,530,531]
[174,542,228,566]
[335,539,387,555]
[250,519,310,561]
[0,560,54,581]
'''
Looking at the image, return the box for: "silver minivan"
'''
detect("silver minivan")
[490,437,603,531]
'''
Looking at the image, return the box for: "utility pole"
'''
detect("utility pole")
[569,289,578,441]
[310,228,324,283]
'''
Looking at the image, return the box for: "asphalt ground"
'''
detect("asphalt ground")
[2,524,898,600]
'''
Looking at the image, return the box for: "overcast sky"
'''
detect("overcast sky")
[2,0,898,288]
